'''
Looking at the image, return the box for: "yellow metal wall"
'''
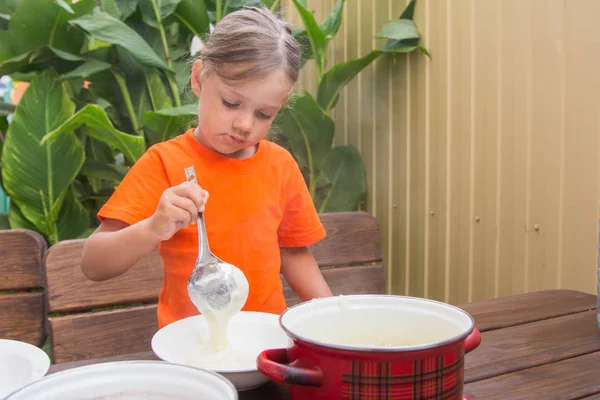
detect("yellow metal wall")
[282,0,600,304]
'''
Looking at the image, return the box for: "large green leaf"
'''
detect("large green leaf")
[116,0,139,20]
[1,70,85,242]
[172,0,210,36]
[291,0,327,78]
[61,59,112,80]
[70,7,171,71]
[8,201,40,233]
[317,50,381,112]
[0,52,31,76]
[318,145,366,212]
[320,0,344,39]
[376,19,420,49]
[55,187,90,243]
[380,0,421,52]
[142,103,197,145]
[41,104,146,163]
[81,159,128,182]
[274,92,334,196]
[8,0,95,55]
[145,68,173,111]
[139,0,181,28]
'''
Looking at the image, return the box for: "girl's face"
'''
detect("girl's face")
[191,60,293,159]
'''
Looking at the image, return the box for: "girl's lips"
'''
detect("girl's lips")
[225,134,246,143]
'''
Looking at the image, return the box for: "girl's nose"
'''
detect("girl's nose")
[232,111,254,134]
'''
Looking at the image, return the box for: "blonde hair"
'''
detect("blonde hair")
[198,7,301,83]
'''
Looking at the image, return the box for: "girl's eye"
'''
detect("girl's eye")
[222,99,238,108]
[256,111,272,120]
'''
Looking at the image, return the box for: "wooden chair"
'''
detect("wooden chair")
[43,211,383,363]
[0,229,48,347]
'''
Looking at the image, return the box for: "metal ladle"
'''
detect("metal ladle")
[184,167,249,327]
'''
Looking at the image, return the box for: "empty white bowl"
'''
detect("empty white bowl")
[5,360,238,400]
[152,311,290,390]
[0,339,50,398]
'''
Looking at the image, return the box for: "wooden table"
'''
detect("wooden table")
[49,290,600,399]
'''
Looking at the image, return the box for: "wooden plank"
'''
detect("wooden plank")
[464,351,600,400]
[464,310,599,383]
[45,240,163,313]
[0,229,46,290]
[0,292,45,347]
[310,212,382,267]
[283,264,385,307]
[49,304,158,363]
[458,290,596,332]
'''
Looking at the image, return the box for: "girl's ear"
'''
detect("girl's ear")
[191,60,204,97]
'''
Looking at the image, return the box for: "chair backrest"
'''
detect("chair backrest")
[0,229,48,347]
[44,211,383,363]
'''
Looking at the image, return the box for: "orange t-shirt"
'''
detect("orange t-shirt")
[98,129,326,328]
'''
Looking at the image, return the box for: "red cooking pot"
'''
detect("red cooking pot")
[257,295,481,400]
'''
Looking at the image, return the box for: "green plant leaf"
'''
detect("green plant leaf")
[145,68,173,111]
[380,0,421,52]
[116,0,139,20]
[60,59,112,80]
[8,201,40,233]
[319,0,344,39]
[172,0,210,36]
[1,69,85,242]
[317,49,381,112]
[319,145,366,212]
[0,102,16,117]
[375,19,419,43]
[70,7,171,71]
[55,187,90,243]
[100,0,122,19]
[0,52,31,76]
[274,92,334,196]
[9,0,96,55]
[139,0,182,28]
[41,104,146,163]
[81,158,128,182]
[142,103,197,145]
[400,0,417,20]
[0,0,19,17]
[291,0,327,79]
[56,0,75,14]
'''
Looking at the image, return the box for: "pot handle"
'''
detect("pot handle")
[465,326,482,353]
[257,348,323,387]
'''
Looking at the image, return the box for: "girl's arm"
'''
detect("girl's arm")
[81,182,208,281]
[280,246,333,300]
[81,218,161,281]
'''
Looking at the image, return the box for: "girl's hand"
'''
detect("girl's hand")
[148,182,209,241]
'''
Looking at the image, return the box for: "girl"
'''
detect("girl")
[80,7,333,329]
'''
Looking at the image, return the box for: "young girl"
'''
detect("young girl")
[81,7,333,329]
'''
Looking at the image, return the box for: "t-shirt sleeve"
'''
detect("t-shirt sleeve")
[97,146,169,226]
[278,160,326,247]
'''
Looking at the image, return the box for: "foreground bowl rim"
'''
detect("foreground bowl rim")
[5,360,238,399]
[279,294,475,353]
[151,311,283,373]
[0,338,51,396]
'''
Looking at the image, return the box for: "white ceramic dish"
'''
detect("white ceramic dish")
[5,360,238,400]
[152,311,290,390]
[0,339,50,398]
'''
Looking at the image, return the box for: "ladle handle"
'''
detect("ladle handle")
[184,166,212,266]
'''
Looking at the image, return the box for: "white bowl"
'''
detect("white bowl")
[152,311,290,390]
[5,360,238,400]
[0,339,50,398]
